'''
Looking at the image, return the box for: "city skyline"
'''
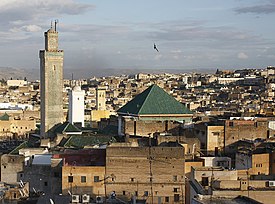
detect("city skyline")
[0,0,275,72]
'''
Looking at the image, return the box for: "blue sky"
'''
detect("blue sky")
[0,0,275,71]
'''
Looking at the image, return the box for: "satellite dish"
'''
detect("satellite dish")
[50,198,55,204]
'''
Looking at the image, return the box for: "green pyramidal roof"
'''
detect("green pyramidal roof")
[117,84,192,115]
[0,113,10,121]
[54,122,82,134]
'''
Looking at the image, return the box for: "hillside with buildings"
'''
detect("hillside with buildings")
[1,25,275,204]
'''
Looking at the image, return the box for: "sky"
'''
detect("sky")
[0,0,275,72]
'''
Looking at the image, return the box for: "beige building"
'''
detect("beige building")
[7,80,27,87]
[0,113,36,139]
[192,122,224,156]
[188,166,275,204]
[62,166,105,197]
[1,154,24,184]
[105,144,185,204]
[224,118,269,153]
[250,150,275,176]
[91,110,110,122]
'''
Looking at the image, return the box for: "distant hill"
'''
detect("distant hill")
[0,67,39,81]
[0,67,216,81]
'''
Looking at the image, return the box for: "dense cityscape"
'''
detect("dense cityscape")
[1,1,275,204]
[0,21,274,204]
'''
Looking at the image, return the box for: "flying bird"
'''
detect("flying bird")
[154,43,159,52]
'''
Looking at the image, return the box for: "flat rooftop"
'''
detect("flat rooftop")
[193,196,261,204]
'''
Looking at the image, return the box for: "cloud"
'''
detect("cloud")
[154,54,162,60]
[146,21,259,44]
[0,0,93,20]
[235,1,275,14]
[170,49,182,54]
[10,25,42,33]
[0,0,94,43]
[237,52,248,59]
[0,1,93,31]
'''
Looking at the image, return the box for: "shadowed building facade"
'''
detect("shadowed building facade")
[105,144,185,204]
[40,23,64,138]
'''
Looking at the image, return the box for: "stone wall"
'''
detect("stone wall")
[62,166,105,198]
[124,119,181,136]
[106,145,185,204]
[1,154,24,184]
[224,119,268,151]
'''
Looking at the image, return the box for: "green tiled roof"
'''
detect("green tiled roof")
[54,122,81,134]
[9,141,29,155]
[117,84,192,115]
[63,135,116,148]
[0,113,10,121]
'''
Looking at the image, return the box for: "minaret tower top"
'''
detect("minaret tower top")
[44,20,59,51]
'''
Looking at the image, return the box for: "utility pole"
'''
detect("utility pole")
[149,137,154,204]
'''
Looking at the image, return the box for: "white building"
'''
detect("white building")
[7,80,27,87]
[69,86,85,127]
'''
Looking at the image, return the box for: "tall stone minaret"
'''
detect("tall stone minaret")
[40,21,64,138]
[96,86,106,110]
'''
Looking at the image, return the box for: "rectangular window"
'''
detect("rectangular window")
[144,191,148,196]
[68,176,73,183]
[131,178,135,182]
[165,197,169,202]
[173,175,177,182]
[174,194,180,202]
[213,132,220,136]
[135,191,138,196]
[81,176,86,183]
[201,177,209,186]
[173,188,178,192]
[94,176,100,182]
[134,121,137,135]
[123,191,126,195]
[229,121,234,127]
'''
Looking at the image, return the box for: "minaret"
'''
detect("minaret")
[69,86,85,127]
[96,86,106,110]
[40,21,64,138]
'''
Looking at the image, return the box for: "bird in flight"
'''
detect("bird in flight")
[154,43,159,52]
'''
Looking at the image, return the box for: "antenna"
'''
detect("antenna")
[54,19,59,31]
[51,20,53,29]
[148,137,154,204]
[71,73,74,88]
